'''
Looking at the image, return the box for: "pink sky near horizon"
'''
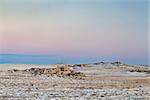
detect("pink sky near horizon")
[0,0,149,64]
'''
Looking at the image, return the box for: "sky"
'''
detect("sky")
[0,0,149,64]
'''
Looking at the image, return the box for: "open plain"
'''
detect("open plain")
[0,62,149,100]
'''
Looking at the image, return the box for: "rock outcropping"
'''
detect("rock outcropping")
[22,65,85,77]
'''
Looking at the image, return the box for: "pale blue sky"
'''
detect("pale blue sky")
[0,0,149,64]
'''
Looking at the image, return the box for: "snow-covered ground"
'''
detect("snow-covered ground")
[74,64,150,77]
[0,63,149,99]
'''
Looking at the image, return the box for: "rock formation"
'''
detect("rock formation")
[21,65,85,77]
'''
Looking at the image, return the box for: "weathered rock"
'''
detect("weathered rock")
[8,69,19,73]
[22,65,85,77]
[73,64,88,68]
[94,62,106,65]
[111,61,122,65]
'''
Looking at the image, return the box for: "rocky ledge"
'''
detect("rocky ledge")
[9,65,85,78]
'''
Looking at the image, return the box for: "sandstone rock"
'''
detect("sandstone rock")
[22,65,85,78]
